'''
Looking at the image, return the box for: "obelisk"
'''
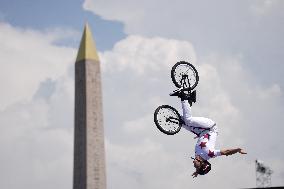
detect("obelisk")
[73,24,106,189]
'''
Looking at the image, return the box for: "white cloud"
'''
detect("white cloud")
[83,0,146,33]
[0,22,76,110]
[0,22,75,189]
[0,95,73,189]
[101,35,284,188]
[106,137,190,189]
[84,0,284,88]
[1,18,283,189]
[250,0,281,16]
[83,1,284,187]
[83,0,282,36]
[100,35,196,75]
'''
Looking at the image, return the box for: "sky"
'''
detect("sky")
[0,0,283,189]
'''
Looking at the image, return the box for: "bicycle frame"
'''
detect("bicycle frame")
[172,75,193,95]
[166,116,185,125]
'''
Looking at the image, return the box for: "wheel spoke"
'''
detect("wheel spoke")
[171,61,198,90]
[155,106,181,134]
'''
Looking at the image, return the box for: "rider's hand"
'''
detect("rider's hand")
[238,148,247,154]
[192,172,198,178]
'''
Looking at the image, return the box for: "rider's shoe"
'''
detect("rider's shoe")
[190,90,196,103]
[170,90,189,101]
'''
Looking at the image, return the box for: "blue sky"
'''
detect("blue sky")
[0,0,125,50]
[0,1,284,189]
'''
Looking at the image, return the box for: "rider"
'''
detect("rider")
[170,90,247,178]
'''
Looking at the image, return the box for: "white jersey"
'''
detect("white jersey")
[194,130,221,160]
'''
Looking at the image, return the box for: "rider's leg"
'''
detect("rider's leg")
[181,100,215,136]
[181,100,212,128]
[181,100,192,120]
[181,100,201,135]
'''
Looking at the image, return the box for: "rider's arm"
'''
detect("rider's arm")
[206,149,222,158]
[220,148,247,156]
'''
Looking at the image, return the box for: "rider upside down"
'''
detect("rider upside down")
[170,90,247,178]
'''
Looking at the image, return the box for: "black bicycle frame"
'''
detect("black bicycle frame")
[166,117,185,125]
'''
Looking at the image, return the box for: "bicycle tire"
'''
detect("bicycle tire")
[171,61,199,90]
[154,105,182,135]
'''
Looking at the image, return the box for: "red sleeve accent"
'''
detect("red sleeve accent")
[208,150,215,158]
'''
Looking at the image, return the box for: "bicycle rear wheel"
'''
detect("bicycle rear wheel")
[171,61,199,90]
[154,105,182,135]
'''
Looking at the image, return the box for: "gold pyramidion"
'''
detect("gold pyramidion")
[76,23,100,62]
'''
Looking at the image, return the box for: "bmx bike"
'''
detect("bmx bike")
[154,61,199,135]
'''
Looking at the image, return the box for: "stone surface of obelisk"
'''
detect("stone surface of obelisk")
[73,24,106,189]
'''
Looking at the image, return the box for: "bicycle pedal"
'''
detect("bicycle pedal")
[169,90,180,96]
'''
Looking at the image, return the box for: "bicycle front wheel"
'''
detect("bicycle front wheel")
[154,105,182,135]
[171,61,199,90]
